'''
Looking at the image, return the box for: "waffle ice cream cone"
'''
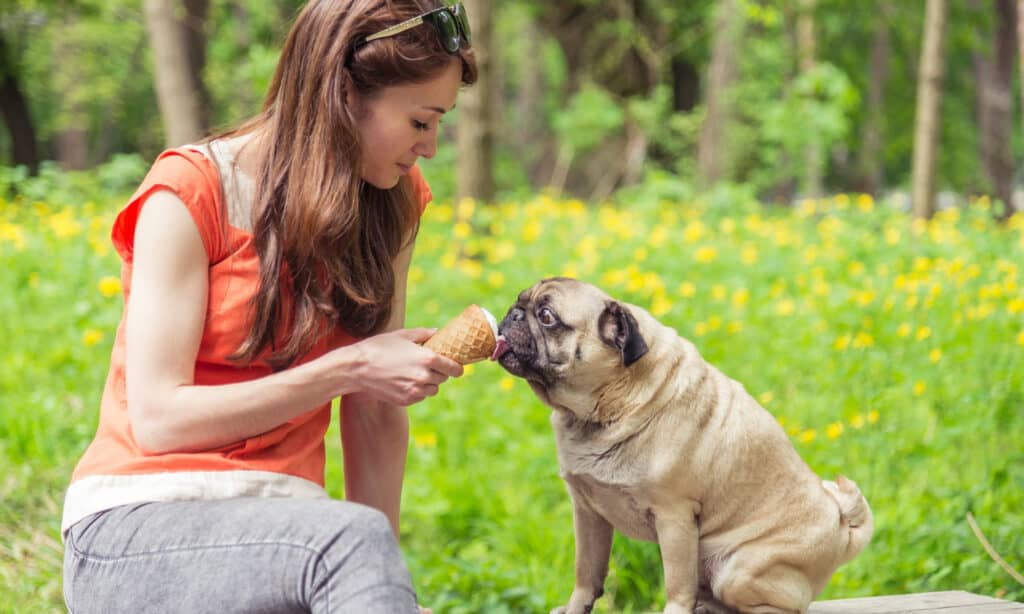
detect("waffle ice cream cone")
[423,304,498,364]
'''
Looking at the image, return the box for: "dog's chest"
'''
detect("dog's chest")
[561,472,658,542]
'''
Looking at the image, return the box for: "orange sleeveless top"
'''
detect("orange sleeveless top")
[62,146,432,534]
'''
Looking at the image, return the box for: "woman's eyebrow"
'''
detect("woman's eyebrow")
[422,105,455,114]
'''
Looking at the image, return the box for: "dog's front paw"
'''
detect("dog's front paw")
[550,606,593,614]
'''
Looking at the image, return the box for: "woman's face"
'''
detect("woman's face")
[354,59,463,189]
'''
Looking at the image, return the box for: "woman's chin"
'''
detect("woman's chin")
[362,173,401,190]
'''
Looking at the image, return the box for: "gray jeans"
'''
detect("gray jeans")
[63,497,418,613]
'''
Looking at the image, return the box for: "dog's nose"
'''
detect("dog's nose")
[510,307,526,322]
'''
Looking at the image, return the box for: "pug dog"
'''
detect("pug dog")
[491,278,872,614]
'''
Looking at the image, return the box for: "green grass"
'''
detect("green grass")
[2,192,1022,612]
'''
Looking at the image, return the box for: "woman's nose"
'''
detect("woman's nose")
[413,133,437,159]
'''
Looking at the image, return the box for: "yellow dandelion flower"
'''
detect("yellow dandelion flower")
[741,245,759,265]
[678,281,697,298]
[463,363,476,376]
[850,414,865,429]
[826,422,844,439]
[897,323,912,338]
[83,329,104,347]
[48,209,82,239]
[487,271,505,289]
[694,246,718,263]
[853,332,874,349]
[456,259,482,278]
[855,290,876,306]
[408,266,425,283]
[929,348,942,363]
[775,299,795,316]
[799,429,818,443]
[913,381,926,396]
[456,197,476,219]
[522,220,542,242]
[732,288,750,307]
[856,194,874,212]
[683,221,705,243]
[712,285,727,301]
[1016,331,1024,346]
[726,321,743,334]
[867,410,879,424]
[758,391,774,405]
[848,261,866,277]
[413,431,438,448]
[649,226,668,248]
[694,322,708,336]
[834,335,851,351]
[707,315,722,331]
[651,294,672,317]
[915,326,931,341]
[719,218,737,234]
[499,376,515,391]
[633,247,649,262]
[98,276,122,298]
[452,221,471,239]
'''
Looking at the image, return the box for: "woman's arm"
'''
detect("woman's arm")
[340,237,460,538]
[126,191,460,454]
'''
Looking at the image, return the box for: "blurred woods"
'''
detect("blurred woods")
[1,0,1023,219]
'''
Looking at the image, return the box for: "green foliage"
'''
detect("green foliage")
[3,168,1023,610]
[552,85,624,155]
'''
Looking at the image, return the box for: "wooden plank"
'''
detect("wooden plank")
[809,591,1024,613]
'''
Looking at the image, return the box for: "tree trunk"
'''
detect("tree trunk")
[53,12,89,170]
[671,57,700,113]
[0,32,39,173]
[456,0,496,203]
[858,2,891,196]
[513,13,546,187]
[797,0,823,198]
[144,0,210,147]
[698,0,741,188]
[1018,0,1024,174]
[988,0,1017,221]
[911,0,948,220]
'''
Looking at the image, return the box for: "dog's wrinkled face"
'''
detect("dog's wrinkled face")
[494,278,648,415]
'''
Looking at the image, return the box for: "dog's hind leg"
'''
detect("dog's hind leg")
[711,562,811,614]
[695,588,742,614]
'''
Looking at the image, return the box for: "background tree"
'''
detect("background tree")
[856,1,891,196]
[697,0,740,189]
[911,0,948,220]
[0,29,38,173]
[456,0,496,204]
[144,0,210,147]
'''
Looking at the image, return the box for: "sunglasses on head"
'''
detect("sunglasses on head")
[358,2,471,55]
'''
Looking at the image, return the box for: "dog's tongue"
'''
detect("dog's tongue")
[490,335,511,361]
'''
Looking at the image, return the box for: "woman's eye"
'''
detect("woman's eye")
[412,120,430,132]
[537,307,557,326]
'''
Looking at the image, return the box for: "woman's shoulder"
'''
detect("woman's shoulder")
[111,145,229,263]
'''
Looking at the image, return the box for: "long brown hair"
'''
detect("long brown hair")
[224,0,477,370]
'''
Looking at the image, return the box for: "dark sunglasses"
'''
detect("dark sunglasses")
[358,3,471,55]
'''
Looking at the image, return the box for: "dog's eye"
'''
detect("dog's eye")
[537,307,557,327]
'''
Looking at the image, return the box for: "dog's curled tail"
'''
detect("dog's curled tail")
[824,475,874,562]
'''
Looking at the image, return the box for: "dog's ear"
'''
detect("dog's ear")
[598,301,649,367]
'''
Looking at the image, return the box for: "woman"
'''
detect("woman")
[61,1,476,612]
